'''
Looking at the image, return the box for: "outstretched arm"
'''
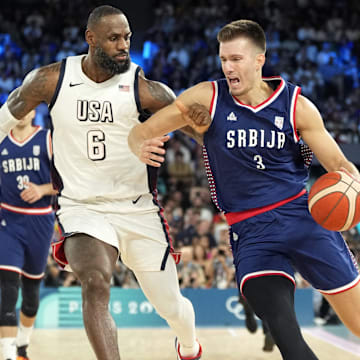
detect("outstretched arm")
[138,71,207,144]
[0,62,60,142]
[129,81,213,163]
[296,95,359,179]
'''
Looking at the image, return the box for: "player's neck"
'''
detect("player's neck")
[235,80,274,107]
[12,125,37,141]
[82,55,114,83]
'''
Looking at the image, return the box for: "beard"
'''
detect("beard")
[94,46,130,75]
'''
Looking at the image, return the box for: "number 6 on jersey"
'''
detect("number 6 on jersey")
[87,130,106,161]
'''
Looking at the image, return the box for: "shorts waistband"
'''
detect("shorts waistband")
[1,202,53,215]
[225,189,306,226]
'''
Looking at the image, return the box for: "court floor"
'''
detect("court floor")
[10,326,360,360]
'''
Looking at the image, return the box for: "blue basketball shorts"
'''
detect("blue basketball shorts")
[230,194,360,295]
[0,209,55,278]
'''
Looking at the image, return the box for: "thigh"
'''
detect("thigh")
[23,215,54,278]
[323,282,360,336]
[64,234,118,281]
[111,211,171,272]
[230,211,295,294]
[0,226,24,273]
[133,255,183,306]
[286,206,360,292]
[57,203,119,251]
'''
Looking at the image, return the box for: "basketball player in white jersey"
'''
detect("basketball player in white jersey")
[0,6,202,360]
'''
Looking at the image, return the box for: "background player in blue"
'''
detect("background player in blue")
[129,20,360,359]
[0,110,56,360]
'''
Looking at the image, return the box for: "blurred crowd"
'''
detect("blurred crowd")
[144,0,360,143]
[0,0,359,290]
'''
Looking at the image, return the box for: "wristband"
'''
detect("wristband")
[0,102,19,143]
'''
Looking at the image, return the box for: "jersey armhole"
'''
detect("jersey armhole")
[48,58,67,111]
[209,81,218,120]
[134,66,152,123]
[46,129,52,160]
[289,86,301,143]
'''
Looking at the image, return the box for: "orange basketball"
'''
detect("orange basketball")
[308,171,360,231]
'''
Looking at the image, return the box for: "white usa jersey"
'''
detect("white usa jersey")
[49,55,156,204]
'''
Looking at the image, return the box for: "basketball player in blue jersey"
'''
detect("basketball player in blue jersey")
[129,20,360,359]
[0,110,57,360]
[0,5,202,360]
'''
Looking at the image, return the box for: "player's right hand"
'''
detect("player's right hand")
[139,135,170,167]
[20,182,43,203]
[175,100,211,133]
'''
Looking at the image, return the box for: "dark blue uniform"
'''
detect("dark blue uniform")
[0,127,55,278]
[204,77,359,294]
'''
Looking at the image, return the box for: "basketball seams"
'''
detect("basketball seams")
[340,180,356,231]
[308,182,349,210]
[308,171,360,231]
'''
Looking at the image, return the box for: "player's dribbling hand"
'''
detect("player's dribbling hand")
[340,167,360,183]
[20,182,44,203]
[175,100,211,133]
[139,135,170,167]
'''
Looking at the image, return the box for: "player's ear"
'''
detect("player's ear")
[255,53,265,71]
[85,29,95,46]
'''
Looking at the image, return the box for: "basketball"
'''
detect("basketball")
[308,170,360,231]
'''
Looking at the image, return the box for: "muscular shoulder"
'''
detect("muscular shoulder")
[22,62,61,103]
[296,94,324,133]
[137,69,176,114]
[8,62,62,118]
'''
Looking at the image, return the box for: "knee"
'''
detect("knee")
[0,271,20,326]
[155,295,186,322]
[80,269,111,299]
[21,277,41,317]
[243,277,297,326]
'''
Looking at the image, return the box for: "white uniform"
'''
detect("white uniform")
[50,55,171,271]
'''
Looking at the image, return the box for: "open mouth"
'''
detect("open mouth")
[229,77,240,85]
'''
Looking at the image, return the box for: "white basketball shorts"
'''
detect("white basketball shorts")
[56,194,172,272]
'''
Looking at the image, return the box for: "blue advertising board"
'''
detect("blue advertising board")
[18,287,314,328]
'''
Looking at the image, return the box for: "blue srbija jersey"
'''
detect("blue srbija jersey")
[203,77,313,213]
[0,127,53,213]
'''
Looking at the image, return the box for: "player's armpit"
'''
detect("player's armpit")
[7,62,61,119]
[296,95,358,175]
[138,74,176,113]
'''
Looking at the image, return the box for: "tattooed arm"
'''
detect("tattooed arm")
[138,71,204,144]
[7,62,61,119]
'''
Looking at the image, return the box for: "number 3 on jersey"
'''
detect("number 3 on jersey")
[254,154,265,170]
[87,130,106,161]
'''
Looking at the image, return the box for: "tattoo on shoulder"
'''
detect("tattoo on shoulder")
[146,80,175,106]
[29,62,61,99]
[8,62,61,118]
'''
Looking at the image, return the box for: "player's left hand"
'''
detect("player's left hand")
[340,167,360,183]
[139,135,170,167]
[20,182,44,203]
